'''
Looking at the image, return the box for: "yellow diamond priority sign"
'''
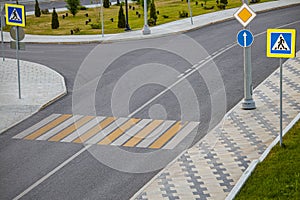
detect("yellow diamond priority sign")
[234,3,256,27]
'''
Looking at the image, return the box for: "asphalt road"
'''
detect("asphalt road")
[1,5,300,200]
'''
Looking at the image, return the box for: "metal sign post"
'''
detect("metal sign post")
[0,4,5,61]
[5,2,25,99]
[142,0,150,35]
[188,0,193,25]
[266,28,296,147]
[234,2,257,110]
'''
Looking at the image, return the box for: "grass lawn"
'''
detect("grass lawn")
[9,0,273,35]
[235,119,300,199]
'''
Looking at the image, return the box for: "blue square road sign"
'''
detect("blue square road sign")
[267,29,296,58]
[5,4,25,27]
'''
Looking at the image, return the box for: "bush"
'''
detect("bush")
[217,4,226,9]
[162,15,169,18]
[148,18,156,26]
[73,27,80,33]
[35,0,41,17]
[51,8,59,29]
[117,4,125,28]
[179,10,188,18]
[103,0,110,8]
[66,0,80,16]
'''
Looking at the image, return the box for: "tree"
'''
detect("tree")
[149,0,157,24]
[35,0,41,17]
[117,4,125,28]
[51,8,59,29]
[65,0,80,16]
[103,0,110,8]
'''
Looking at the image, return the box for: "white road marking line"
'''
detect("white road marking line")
[111,119,152,146]
[13,114,61,139]
[12,144,92,200]
[36,115,83,141]
[15,20,300,200]
[137,121,175,148]
[185,68,192,73]
[85,118,128,144]
[61,116,105,143]
[163,121,199,149]
[177,73,184,78]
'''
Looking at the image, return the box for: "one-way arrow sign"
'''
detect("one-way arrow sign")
[237,29,254,48]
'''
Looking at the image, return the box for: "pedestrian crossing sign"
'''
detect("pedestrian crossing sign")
[267,29,296,58]
[5,4,25,27]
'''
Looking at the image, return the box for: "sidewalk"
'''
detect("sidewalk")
[0,58,66,134]
[2,0,300,43]
[132,52,300,199]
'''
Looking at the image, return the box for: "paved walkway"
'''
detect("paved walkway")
[0,58,66,134]
[2,0,300,43]
[132,52,300,199]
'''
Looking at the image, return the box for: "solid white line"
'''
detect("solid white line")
[185,68,192,73]
[12,144,92,200]
[15,20,300,200]
[177,73,184,78]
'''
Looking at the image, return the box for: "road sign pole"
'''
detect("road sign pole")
[0,4,4,61]
[279,58,283,147]
[100,0,104,37]
[16,26,21,99]
[188,0,193,25]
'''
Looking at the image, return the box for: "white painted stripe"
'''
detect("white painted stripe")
[85,118,128,144]
[137,121,175,148]
[36,115,83,141]
[12,144,92,200]
[163,122,199,149]
[196,60,205,65]
[185,68,192,73]
[13,114,61,139]
[177,73,184,78]
[111,119,152,146]
[61,116,105,143]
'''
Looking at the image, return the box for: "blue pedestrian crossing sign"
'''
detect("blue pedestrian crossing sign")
[267,29,296,58]
[5,4,25,27]
[237,29,254,47]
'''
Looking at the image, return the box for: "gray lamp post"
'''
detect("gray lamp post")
[142,0,150,35]
[124,0,131,31]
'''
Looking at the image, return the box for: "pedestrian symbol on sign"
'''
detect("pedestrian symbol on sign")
[9,8,21,21]
[272,34,289,51]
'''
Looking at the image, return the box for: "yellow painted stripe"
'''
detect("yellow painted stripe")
[73,117,116,143]
[98,118,141,145]
[48,116,95,142]
[123,120,163,147]
[24,114,72,140]
[149,121,188,149]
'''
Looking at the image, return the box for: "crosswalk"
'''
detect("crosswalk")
[13,114,200,149]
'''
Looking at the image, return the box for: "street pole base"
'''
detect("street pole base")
[125,24,131,31]
[242,99,256,110]
[142,25,151,35]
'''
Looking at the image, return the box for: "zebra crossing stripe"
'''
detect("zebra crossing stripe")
[149,121,188,149]
[98,118,141,145]
[85,118,128,144]
[111,119,152,146]
[72,117,116,143]
[123,120,163,147]
[48,116,95,142]
[36,115,83,141]
[13,114,200,149]
[13,114,61,139]
[24,114,72,140]
[61,117,105,143]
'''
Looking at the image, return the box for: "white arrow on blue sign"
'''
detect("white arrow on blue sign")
[237,29,254,48]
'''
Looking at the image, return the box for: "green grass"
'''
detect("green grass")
[6,0,273,35]
[235,120,300,200]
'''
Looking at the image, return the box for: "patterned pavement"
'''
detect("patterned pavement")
[133,53,300,199]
